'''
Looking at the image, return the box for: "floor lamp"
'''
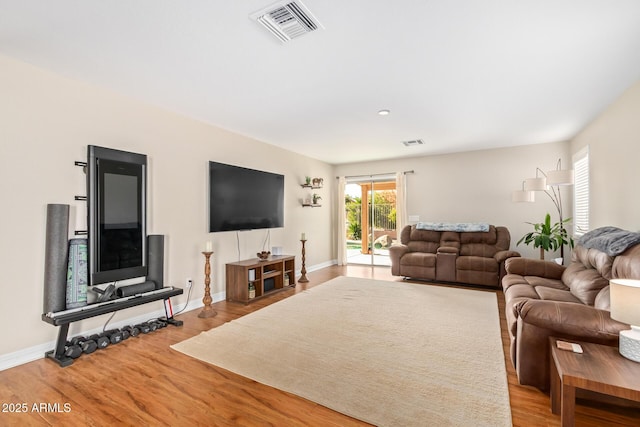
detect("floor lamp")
[511,159,574,259]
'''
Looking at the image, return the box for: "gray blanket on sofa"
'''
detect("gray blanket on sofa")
[578,226,640,256]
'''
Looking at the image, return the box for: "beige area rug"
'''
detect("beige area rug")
[171,277,512,426]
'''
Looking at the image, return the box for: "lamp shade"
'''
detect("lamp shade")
[512,190,534,202]
[546,169,574,186]
[524,177,547,191]
[610,279,640,326]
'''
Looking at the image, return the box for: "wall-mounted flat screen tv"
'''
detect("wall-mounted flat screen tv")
[88,145,147,285]
[209,161,284,232]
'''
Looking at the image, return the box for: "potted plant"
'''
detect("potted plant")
[517,213,574,260]
[313,193,322,204]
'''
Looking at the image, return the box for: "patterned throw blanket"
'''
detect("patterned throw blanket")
[416,222,490,232]
[578,226,640,256]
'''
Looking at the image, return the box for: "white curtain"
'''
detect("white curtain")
[395,172,407,236]
[337,176,347,265]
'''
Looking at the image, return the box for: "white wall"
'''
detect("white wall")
[0,54,334,362]
[334,141,573,260]
[570,80,640,232]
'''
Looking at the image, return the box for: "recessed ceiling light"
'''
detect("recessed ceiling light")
[378,109,390,116]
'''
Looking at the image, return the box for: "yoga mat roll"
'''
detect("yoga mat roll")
[43,204,69,313]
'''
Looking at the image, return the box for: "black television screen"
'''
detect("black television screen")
[209,162,284,232]
[88,145,147,285]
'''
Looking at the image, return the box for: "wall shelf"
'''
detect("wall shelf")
[301,177,323,207]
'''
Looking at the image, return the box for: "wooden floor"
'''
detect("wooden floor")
[1,265,639,426]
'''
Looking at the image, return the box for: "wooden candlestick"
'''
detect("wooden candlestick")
[198,251,217,318]
[299,239,309,283]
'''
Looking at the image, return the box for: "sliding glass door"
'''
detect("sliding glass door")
[344,178,397,266]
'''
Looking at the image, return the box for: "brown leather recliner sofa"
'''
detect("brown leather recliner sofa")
[390,224,520,288]
[502,226,640,390]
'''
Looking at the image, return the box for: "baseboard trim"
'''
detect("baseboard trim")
[297,259,337,276]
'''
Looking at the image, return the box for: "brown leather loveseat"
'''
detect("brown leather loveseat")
[390,224,519,288]
[502,226,640,390]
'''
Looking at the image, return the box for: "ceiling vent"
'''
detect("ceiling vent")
[251,1,322,43]
[402,139,425,147]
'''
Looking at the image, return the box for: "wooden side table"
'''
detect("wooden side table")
[549,337,640,426]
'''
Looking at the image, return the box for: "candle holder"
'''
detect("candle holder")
[198,251,217,318]
[299,239,309,283]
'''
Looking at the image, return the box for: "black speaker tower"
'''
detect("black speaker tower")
[147,235,164,289]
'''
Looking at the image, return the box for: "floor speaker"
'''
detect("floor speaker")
[44,204,69,314]
[147,235,164,290]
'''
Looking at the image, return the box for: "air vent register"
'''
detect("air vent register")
[251,1,322,43]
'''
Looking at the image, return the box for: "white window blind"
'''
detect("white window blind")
[573,146,589,236]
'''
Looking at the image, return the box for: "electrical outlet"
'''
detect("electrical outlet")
[186,278,193,288]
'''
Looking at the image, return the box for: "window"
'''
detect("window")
[573,146,589,236]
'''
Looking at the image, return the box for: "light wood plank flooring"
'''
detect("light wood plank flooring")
[1,265,639,426]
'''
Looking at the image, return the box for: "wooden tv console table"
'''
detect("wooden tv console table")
[226,255,296,304]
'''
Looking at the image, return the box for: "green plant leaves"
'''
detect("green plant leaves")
[517,213,575,252]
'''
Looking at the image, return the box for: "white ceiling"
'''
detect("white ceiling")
[2,1,640,165]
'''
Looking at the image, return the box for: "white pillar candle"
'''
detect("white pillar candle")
[205,241,213,252]
[301,233,306,240]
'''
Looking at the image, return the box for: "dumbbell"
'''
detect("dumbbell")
[135,323,151,334]
[102,329,124,345]
[120,328,130,340]
[149,319,167,329]
[88,334,110,349]
[69,336,98,354]
[122,325,140,337]
[63,342,83,359]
